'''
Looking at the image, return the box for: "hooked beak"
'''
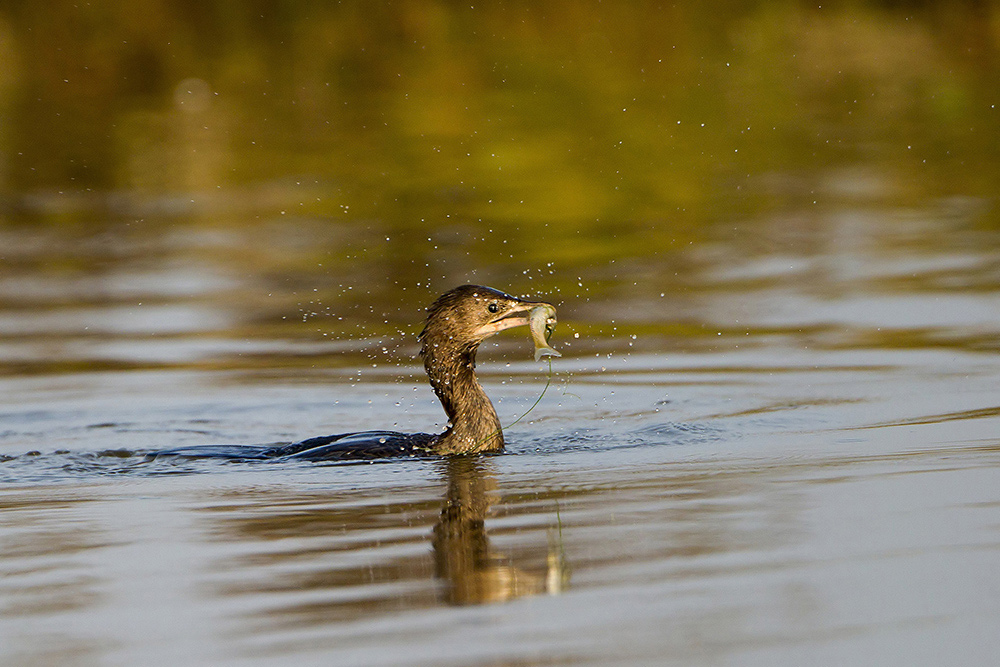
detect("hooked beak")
[474,300,555,339]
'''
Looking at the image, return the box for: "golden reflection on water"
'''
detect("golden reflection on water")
[1,3,998,374]
[2,2,998,231]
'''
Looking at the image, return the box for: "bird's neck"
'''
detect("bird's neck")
[424,344,503,455]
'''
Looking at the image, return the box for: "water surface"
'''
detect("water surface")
[3,3,1000,666]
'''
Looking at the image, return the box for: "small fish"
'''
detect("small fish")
[529,304,561,362]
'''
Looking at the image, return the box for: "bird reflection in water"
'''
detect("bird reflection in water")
[204,458,569,629]
[433,456,569,605]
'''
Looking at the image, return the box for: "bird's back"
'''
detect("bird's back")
[152,431,438,462]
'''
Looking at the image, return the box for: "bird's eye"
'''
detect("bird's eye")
[487,302,500,314]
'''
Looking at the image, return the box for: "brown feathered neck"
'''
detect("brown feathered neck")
[418,285,550,455]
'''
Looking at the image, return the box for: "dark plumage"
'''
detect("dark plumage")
[153,285,556,461]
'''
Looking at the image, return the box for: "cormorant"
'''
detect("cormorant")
[153,285,558,461]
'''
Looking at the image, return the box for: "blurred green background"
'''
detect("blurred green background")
[0,1,998,371]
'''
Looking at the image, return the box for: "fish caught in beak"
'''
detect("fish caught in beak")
[474,299,560,360]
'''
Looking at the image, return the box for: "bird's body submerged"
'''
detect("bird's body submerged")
[157,431,437,461]
[153,285,557,462]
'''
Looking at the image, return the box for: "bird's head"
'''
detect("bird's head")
[419,284,554,357]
